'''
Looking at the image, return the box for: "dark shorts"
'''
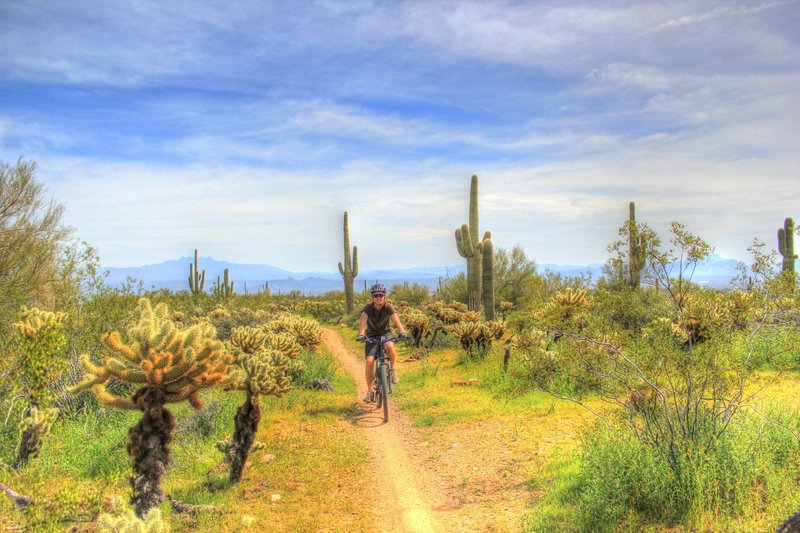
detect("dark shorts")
[364,333,393,359]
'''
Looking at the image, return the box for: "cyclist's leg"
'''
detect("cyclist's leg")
[364,356,376,392]
[385,341,398,382]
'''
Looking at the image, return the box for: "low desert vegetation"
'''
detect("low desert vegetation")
[1,160,798,531]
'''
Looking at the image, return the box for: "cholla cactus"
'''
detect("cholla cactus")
[215,435,266,464]
[223,325,302,482]
[403,308,431,348]
[69,298,226,518]
[97,507,169,533]
[9,306,67,467]
[552,288,588,306]
[14,406,58,468]
[264,314,322,351]
[262,331,302,359]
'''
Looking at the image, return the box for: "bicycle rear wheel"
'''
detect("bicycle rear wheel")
[379,365,389,422]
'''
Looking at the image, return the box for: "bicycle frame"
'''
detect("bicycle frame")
[363,334,398,422]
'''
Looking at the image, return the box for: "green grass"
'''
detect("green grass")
[0,344,374,532]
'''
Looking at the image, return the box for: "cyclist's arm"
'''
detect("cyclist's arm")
[391,311,407,336]
[358,311,368,337]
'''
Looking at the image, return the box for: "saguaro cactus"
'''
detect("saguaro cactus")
[188,248,205,295]
[212,268,235,298]
[482,231,495,320]
[455,175,494,319]
[338,211,359,315]
[628,202,647,289]
[778,217,797,273]
[69,298,227,517]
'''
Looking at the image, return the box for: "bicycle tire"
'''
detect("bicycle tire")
[778,510,800,532]
[375,368,383,409]
[379,364,389,422]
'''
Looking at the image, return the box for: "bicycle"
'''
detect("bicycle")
[358,334,406,423]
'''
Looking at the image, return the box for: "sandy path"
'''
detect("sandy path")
[322,329,443,533]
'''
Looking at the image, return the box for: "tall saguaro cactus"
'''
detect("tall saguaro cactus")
[338,211,358,315]
[188,248,205,295]
[482,232,495,320]
[778,217,797,273]
[628,202,647,289]
[455,175,495,319]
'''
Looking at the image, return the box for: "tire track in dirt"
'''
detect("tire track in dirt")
[322,329,443,533]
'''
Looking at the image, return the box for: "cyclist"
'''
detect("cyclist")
[357,283,407,403]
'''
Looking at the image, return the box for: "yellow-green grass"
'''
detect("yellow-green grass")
[0,346,374,532]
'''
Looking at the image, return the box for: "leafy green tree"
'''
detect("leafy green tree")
[0,159,72,323]
[492,245,538,306]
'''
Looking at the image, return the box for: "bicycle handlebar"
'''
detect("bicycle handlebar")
[357,334,408,345]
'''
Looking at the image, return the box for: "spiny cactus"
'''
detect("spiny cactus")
[15,406,58,469]
[212,268,235,298]
[223,325,302,482]
[9,306,67,467]
[69,298,227,518]
[263,314,323,351]
[97,506,168,533]
[188,248,205,295]
[628,202,647,289]
[455,175,495,319]
[482,231,495,320]
[778,217,797,273]
[338,211,359,316]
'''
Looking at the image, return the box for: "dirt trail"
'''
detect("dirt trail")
[322,329,444,533]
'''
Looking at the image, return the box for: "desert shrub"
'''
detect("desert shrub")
[389,282,430,307]
[575,406,800,530]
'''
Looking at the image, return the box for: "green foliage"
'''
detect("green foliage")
[389,281,429,306]
[436,271,468,304]
[338,211,359,316]
[0,159,72,324]
[575,407,800,530]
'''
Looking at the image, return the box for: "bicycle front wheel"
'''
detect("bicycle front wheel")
[379,365,389,422]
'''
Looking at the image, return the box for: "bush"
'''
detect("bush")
[575,407,800,530]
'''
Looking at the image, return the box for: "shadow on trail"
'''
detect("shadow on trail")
[349,401,387,428]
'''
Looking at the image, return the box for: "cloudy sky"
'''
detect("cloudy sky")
[1,0,798,271]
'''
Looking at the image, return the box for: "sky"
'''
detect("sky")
[1,0,798,272]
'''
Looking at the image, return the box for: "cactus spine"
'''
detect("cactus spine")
[455,175,495,319]
[778,217,797,273]
[628,202,647,289]
[188,248,205,295]
[338,211,359,315]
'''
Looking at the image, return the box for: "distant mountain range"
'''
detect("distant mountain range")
[101,254,743,295]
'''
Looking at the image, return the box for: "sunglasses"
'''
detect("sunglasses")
[372,293,385,298]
